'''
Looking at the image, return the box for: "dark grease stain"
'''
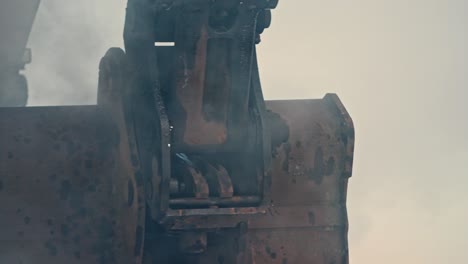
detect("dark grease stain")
[44,240,58,256]
[308,211,316,225]
[282,142,291,172]
[308,147,324,184]
[24,216,31,225]
[282,258,288,264]
[7,152,13,159]
[295,141,302,148]
[69,190,84,210]
[307,147,335,184]
[74,251,81,260]
[0,180,3,191]
[47,219,54,226]
[79,207,88,218]
[72,168,80,177]
[88,184,97,193]
[61,224,70,237]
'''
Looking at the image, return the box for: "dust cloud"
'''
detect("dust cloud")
[25,0,468,263]
[27,0,127,105]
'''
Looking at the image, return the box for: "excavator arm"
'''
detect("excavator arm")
[0,0,40,106]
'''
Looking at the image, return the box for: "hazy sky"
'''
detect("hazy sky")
[26,1,468,263]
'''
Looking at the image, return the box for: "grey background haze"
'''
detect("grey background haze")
[25,1,468,263]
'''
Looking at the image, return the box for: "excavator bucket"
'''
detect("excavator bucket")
[0,85,354,264]
[0,0,355,263]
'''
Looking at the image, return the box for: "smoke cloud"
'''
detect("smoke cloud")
[25,0,468,263]
[27,0,127,105]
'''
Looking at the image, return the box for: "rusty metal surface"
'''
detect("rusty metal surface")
[188,95,353,264]
[188,167,210,199]
[178,232,207,254]
[267,95,354,207]
[170,156,234,202]
[163,204,343,231]
[167,1,272,151]
[0,49,146,264]
[204,163,234,198]
[0,107,136,263]
[174,22,229,146]
[249,228,346,264]
[152,95,354,263]
[245,95,354,264]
